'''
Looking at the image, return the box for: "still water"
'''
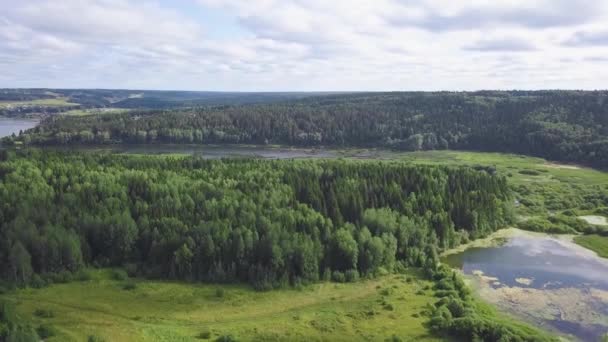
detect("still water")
[0,117,38,138]
[444,229,608,341]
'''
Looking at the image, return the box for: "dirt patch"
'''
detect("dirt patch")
[542,163,581,170]
[515,278,534,286]
[579,215,608,226]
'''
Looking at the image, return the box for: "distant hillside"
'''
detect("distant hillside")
[5,90,608,169]
[0,88,335,111]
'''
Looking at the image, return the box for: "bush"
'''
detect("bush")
[331,271,345,283]
[75,269,92,281]
[215,288,225,298]
[344,269,360,282]
[34,308,54,318]
[122,281,137,291]
[30,274,47,289]
[124,263,139,277]
[36,324,57,339]
[111,269,128,281]
[88,335,106,342]
[47,270,73,284]
[216,334,237,342]
[518,169,541,176]
[198,329,212,339]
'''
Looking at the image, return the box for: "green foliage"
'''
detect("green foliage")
[215,334,237,342]
[33,308,54,318]
[0,300,40,342]
[87,335,106,342]
[428,265,556,341]
[9,91,608,169]
[0,151,512,288]
[36,323,57,339]
[111,269,128,281]
[518,169,542,176]
[518,215,593,234]
[197,329,212,339]
[122,281,137,291]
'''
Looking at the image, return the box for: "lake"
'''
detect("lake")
[0,117,38,138]
[444,229,608,341]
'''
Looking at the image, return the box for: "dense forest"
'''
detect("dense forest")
[0,150,511,290]
[6,91,608,169]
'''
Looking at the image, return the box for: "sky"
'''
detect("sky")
[2,0,608,91]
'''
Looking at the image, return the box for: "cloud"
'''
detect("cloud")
[386,0,601,32]
[564,30,608,46]
[464,37,537,52]
[1,0,608,90]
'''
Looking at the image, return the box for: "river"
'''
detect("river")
[444,228,608,341]
[0,117,38,138]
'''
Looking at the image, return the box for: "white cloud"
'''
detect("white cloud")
[1,0,608,90]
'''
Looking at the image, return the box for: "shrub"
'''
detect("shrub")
[518,169,541,176]
[30,274,47,289]
[344,269,360,282]
[216,334,237,342]
[48,270,73,284]
[198,329,212,339]
[215,288,225,298]
[124,263,139,277]
[111,269,128,281]
[34,308,54,318]
[331,271,345,283]
[36,324,57,339]
[122,281,137,291]
[88,335,106,342]
[75,269,92,281]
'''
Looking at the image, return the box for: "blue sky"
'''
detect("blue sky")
[2,0,608,91]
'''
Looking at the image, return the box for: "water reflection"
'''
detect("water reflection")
[0,117,38,138]
[444,231,608,341]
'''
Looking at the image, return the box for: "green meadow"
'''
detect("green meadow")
[0,98,78,108]
[574,235,608,258]
[2,270,441,342]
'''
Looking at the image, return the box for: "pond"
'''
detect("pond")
[444,229,608,341]
[0,117,38,138]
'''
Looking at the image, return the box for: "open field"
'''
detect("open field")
[0,98,78,108]
[2,269,442,342]
[62,108,129,116]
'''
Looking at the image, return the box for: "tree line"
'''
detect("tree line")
[5,91,608,169]
[0,150,512,290]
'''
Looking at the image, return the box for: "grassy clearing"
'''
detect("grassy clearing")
[2,269,441,342]
[0,98,78,107]
[62,108,129,116]
[573,235,608,258]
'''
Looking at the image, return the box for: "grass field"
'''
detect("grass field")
[0,98,78,108]
[2,269,442,342]
[573,235,608,258]
[62,108,128,116]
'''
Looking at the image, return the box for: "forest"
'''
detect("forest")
[6,91,608,169]
[2,150,554,341]
[0,150,512,290]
